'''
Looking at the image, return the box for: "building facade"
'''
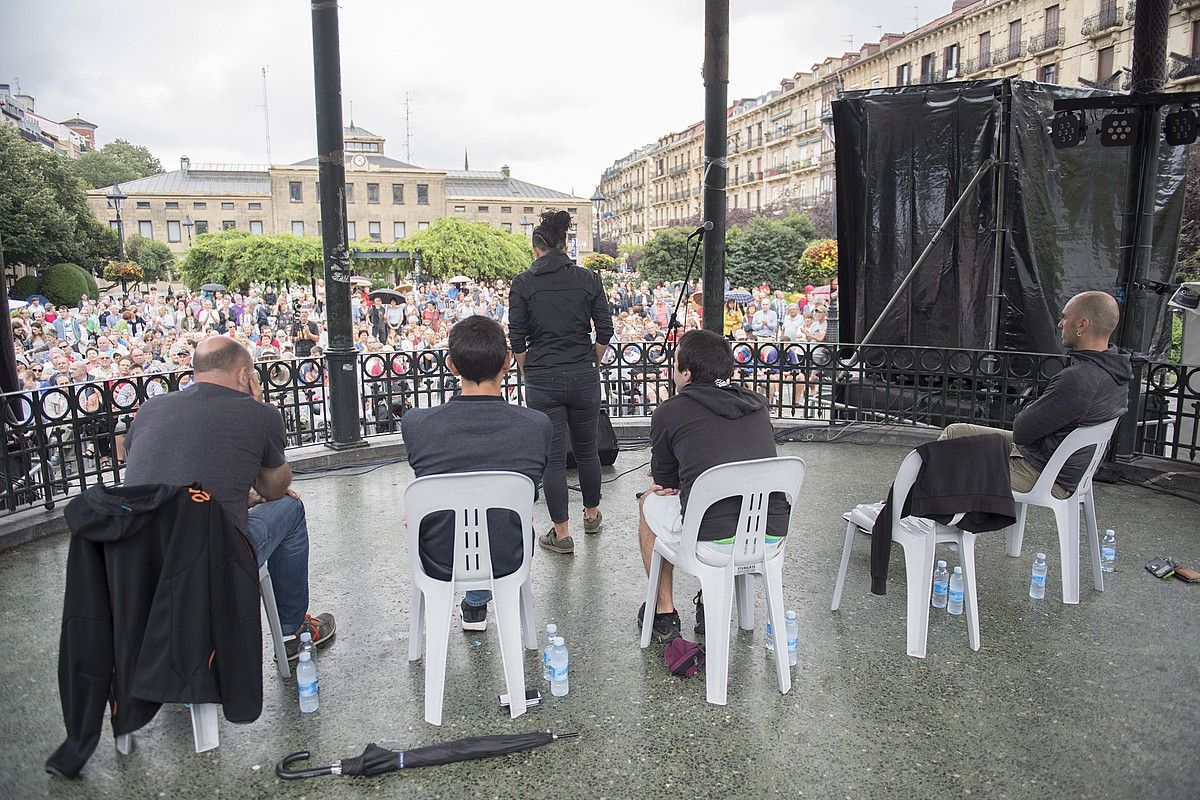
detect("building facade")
[1,84,96,158]
[598,0,1200,247]
[85,126,593,258]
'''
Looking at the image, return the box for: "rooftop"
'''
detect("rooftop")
[95,168,271,195]
[445,170,581,200]
[289,153,423,170]
[2,441,1195,797]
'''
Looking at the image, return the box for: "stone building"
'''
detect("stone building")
[598,0,1200,247]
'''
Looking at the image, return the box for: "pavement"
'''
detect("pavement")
[2,441,1197,799]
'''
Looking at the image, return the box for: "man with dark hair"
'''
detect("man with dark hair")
[401,316,553,631]
[940,290,1131,497]
[123,337,336,660]
[638,329,791,639]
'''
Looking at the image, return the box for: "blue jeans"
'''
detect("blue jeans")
[246,495,309,632]
[464,590,491,608]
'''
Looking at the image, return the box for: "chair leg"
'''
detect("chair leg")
[407,585,426,662]
[519,579,538,650]
[1006,503,1028,557]
[831,520,857,611]
[640,552,663,649]
[190,703,220,753]
[1083,491,1104,592]
[700,574,735,706]
[735,573,755,630]
[902,537,936,659]
[762,557,791,695]
[492,582,528,720]
[259,570,290,679]
[421,585,455,726]
[115,733,132,755]
[1055,503,1081,605]
[960,533,981,652]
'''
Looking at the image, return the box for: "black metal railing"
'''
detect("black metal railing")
[1136,361,1200,462]
[994,40,1026,65]
[1082,5,1123,37]
[963,51,993,75]
[1027,27,1065,54]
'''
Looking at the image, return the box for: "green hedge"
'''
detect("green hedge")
[40,263,99,307]
[11,275,41,300]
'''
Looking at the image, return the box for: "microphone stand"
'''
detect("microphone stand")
[664,231,705,396]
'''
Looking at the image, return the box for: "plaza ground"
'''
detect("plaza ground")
[2,442,1197,798]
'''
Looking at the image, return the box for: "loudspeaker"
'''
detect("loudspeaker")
[566,409,619,468]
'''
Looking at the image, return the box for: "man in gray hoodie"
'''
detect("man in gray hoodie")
[941,290,1131,498]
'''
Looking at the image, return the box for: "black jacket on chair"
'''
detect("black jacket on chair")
[870,436,1016,595]
[46,484,262,779]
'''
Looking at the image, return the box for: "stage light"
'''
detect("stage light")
[1163,107,1198,146]
[1049,111,1085,149]
[1099,111,1136,147]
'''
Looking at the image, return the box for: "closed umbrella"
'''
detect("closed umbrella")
[276,732,578,780]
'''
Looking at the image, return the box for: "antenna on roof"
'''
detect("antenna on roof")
[842,34,854,50]
[874,25,883,40]
[258,66,272,165]
[401,91,414,162]
[912,3,919,28]
[348,99,354,128]
[464,148,469,171]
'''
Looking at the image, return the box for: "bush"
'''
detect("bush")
[582,252,616,272]
[11,274,41,299]
[103,260,145,284]
[797,239,838,286]
[41,262,99,306]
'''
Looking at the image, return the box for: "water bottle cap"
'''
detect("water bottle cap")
[1105,529,1115,536]
[785,610,796,619]
[300,632,312,643]
[1036,552,1046,560]
[952,566,962,573]
[936,560,947,568]
[298,651,311,662]
[546,623,557,633]
[553,636,565,647]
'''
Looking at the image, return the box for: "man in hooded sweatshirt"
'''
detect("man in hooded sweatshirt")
[940,290,1132,498]
[638,329,791,639]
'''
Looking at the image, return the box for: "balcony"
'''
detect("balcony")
[764,126,792,143]
[1082,5,1122,38]
[669,164,692,177]
[993,40,1026,66]
[1169,52,1200,82]
[1027,27,1065,55]
[963,51,993,75]
[1174,0,1200,8]
[937,65,962,82]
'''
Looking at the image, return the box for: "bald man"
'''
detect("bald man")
[940,291,1131,497]
[124,337,335,660]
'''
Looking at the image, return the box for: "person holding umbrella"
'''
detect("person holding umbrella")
[508,210,613,554]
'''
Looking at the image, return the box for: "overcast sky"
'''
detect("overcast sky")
[2,0,951,196]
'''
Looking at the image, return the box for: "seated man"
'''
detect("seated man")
[941,290,1131,498]
[123,337,334,660]
[401,316,552,631]
[638,329,791,639]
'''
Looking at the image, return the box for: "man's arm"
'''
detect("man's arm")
[1012,370,1087,447]
[590,275,615,358]
[649,408,680,490]
[254,402,292,500]
[254,463,292,501]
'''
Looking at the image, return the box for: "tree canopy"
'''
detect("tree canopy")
[125,234,176,284]
[399,217,531,282]
[178,230,325,290]
[72,139,163,189]
[637,226,695,284]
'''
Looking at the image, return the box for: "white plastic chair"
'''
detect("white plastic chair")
[639,456,805,706]
[831,450,980,659]
[1004,418,1119,604]
[116,564,290,755]
[406,472,538,726]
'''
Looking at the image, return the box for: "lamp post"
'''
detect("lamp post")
[590,189,605,256]
[107,183,127,260]
[182,215,194,247]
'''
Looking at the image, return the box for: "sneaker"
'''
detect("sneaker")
[285,612,336,661]
[637,602,681,641]
[583,509,603,535]
[460,599,488,632]
[538,529,574,554]
[693,591,705,636]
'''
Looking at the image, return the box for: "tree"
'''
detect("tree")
[637,227,695,284]
[1176,145,1199,283]
[179,229,255,290]
[582,252,616,272]
[41,262,99,306]
[125,234,175,284]
[595,237,620,258]
[724,213,814,290]
[398,217,531,282]
[72,139,163,189]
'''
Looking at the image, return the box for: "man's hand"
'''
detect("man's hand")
[644,470,679,496]
[247,489,266,508]
[286,488,301,501]
[249,370,264,402]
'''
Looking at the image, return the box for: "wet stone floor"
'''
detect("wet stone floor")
[1,441,1197,799]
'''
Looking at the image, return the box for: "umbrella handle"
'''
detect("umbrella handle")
[275,751,340,780]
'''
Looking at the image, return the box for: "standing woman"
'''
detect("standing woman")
[509,210,613,554]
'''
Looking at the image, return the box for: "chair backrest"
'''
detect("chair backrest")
[676,456,805,570]
[404,471,536,585]
[1027,418,1119,499]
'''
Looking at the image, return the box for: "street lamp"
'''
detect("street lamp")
[590,188,605,256]
[182,215,194,246]
[107,183,127,260]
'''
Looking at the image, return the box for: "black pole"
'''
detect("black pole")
[311,0,364,449]
[701,0,728,335]
[0,232,20,397]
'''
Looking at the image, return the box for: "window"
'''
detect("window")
[501,222,512,233]
[1193,20,1200,58]
[568,207,577,213]
[368,221,381,242]
[1097,46,1114,79]
[345,141,381,153]
[109,220,120,231]
[392,183,405,204]
[345,184,355,203]
[289,181,303,202]
[1039,63,1058,83]
[249,220,264,235]
[1009,19,1023,52]
[222,220,236,230]
[417,184,429,205]
[193,201,207,209]
[1044,4,1059,35]
[501,206,511,213]
[165,201,180,210]
[136,201,150,209]
[194,220,209,234]
[454,205,466,213]
[163,220,180,242]
[221,201,235,210]
[138,220,153,238]
[249,201,262,210]
[478,205,489,213]
[943,43,960,77]
[523,206,534,214]
[346,221,357,239]
[393,221,406,239]
[979,31,991,63]
[367,183,379,204]
[896,63,911,85]
[418,221,429,230]
[920,53,935,83]
[756,189,761,209]
[292,221,305,236]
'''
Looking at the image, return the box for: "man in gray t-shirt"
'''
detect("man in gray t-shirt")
[124,337,336,660]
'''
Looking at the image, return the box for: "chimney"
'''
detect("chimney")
[180,155,190,173]
[501,165,510,178]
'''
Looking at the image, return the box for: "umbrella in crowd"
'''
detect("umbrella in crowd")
[200,283,227,293]
[724,289,752,304]
[276,732,579,780]
[394,283,415,293]
[369,288,405,304]
[349,276,372,286]
[446,275,472,285]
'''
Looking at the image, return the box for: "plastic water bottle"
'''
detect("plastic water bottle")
[765,620,775,652]
[785,611,798,667]
[299,631,314,659]
[1030,552,1048,600]
[542,623,557,682]
[296,651,319,713]
[931,560,949,609]
[549,637,569,697]
[1101,530,1116,573]
[947,566,964,616]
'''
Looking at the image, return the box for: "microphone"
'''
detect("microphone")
[687,220,714,240]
